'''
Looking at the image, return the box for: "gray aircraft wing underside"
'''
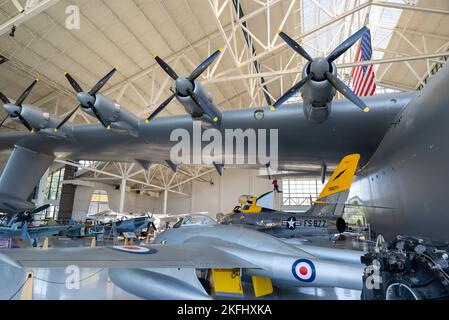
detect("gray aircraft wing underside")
[0,92,414,168]
[0,93,414,214]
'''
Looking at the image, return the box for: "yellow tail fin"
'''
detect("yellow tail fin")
[317,154,360,200]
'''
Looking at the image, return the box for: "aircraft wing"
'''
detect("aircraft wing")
[0,243,260,269]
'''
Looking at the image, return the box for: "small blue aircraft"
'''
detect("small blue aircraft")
[0,204,70,247]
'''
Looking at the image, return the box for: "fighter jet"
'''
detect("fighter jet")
[0,212,365,300]
[219,154,362,240]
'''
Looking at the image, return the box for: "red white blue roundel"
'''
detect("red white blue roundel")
[113,246,157,254]
[292,259,316,282]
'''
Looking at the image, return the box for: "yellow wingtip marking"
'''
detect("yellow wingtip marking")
[145,119,150,124]
[218,48,223,53]
[277,29,282,34]
[269,106,276,111]
[152,54,158,59]
[213,117,219,123]
[54,128,58,133]
[35,76,40,81]
[364,107,370,113]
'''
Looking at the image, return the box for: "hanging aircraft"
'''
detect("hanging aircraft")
[0,213,365,300]
[219,154,362,240]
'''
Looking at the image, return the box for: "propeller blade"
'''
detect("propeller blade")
[65,72,83,93]
[89,67,118,96]
[271,73,314,110]
[146,93,176,123]
[0,92,11,104]
[278,30,313,62]
[0,114,9,128]
[16,79,38,106]
[327,26,368,63]
[151,221,157,232]
[153,55,179,80]
[187,89,201,108]
[31,204,50,215]
[15,112,33,131]
[87,102,109,128]
[325,72,369,112]
[55,105,81,131]
[189,49,222,81]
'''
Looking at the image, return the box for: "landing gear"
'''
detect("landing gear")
[361,236,449,300]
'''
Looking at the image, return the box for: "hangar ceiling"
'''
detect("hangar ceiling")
[0,0,448,197]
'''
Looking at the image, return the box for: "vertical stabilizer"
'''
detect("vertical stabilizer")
[310,154,360,216]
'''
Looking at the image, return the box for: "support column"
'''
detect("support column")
[119,178,126,213]
[58,165,77,223]
[163,188,168,215]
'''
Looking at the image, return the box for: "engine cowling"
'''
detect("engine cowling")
[300,61,337,123]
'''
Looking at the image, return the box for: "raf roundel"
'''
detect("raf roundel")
[292,259,316,282]
[113,246,157,254]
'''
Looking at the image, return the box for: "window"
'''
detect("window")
[88,190,109,215]
[43,168,65,219]
[281,178,326,212]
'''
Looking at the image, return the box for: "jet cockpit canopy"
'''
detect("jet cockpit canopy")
[173,214,216,228]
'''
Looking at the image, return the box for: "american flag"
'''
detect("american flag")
[351,28,377,96]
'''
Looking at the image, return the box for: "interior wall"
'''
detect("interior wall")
[168,168,273,218]
[71,169,272,221]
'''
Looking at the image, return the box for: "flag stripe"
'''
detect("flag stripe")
[351,28,376,97]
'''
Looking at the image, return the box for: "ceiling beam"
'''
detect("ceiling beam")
[0,0,60,37]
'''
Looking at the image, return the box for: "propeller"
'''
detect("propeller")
[0,78,40,132]
[57,68,118,130]
[146,49,222,123]
[271,26,370,112]
[146,213,157,232]
[16,204,50,224]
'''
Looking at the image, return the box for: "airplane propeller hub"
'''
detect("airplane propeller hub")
[3,103,21,116]
[309,57,331,81]
[77,92,96,108]
[175,77,195,97]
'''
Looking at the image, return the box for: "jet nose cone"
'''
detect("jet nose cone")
[76,92,95,107]
[175,77,194,96]
[310,57,331,81]
[3,103,20,115]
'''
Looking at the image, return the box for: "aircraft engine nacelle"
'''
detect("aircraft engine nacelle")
[90,94,140,137]
[9,104,59,130]
[300,61,337,123]
[175,79,222,126]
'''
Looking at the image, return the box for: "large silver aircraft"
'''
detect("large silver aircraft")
[0,25,446,244]
[0,213,364,299]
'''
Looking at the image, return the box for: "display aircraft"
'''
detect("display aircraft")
[66,216,154,238]
[0,25,447,243]
[0,213,365,300]
[0,223,68,247]
[219,154,363,240]
[0,204,68,246]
